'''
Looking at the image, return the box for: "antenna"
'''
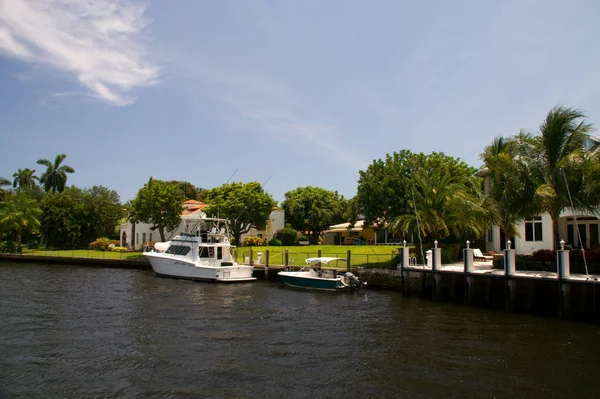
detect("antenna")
[561,168,589,276]
[412,186,426,266]
[225,168,239,185]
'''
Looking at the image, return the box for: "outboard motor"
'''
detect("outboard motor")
[344,272,362,288]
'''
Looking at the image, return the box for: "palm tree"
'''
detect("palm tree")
[521,106,596,250]
[0,177,11,202]
[479,134,538,242]
[388,171,491,248]
[0,192,42,252]
[12,168,39,189]
[37,154,75,193]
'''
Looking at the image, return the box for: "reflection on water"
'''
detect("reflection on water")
[1,262,599,398]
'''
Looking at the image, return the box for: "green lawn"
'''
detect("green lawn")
[236,244,402,268]
[15,248,146,260]
[11,244,403,268]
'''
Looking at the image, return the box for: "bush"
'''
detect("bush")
[1,241,16,253]
[89,237,119,251]
[276,226,299,246]
[268,238,282,246]
[242,236,264,247]
[441,244,461,263]
[532,249,555,262]
[110,246,129,252]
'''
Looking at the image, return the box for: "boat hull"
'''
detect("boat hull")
[278,272,355,291]
[145,254,255,282]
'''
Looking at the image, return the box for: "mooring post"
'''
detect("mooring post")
[346,249,351,272]
[432,241,442,300]
[249,248,254,267]
[284,249,289,270]
[318,249,322,258]
[265,250,270,280]
[504,240,516,311]
[401,240,408,295]
[557,240,571,317]
[464,240,474,305]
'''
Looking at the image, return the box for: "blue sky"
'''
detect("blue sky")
[1,0,599,204]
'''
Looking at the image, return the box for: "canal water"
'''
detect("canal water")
[0,263,598,399]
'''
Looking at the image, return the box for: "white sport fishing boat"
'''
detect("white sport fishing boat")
[144,215,255,282]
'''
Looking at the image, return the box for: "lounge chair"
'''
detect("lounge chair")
[473,248,494,261]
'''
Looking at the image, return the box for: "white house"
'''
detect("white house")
[120,202,285,250]
[483,135,600,255]
[240,207,285,243]
[120,200,207,250]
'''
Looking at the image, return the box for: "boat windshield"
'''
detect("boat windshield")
[166,245,191,255]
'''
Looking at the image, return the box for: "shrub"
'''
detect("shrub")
[1,241,16,253]
[110,246,129,252]
[242,236,264,247]
[89,237,119,251]
[441,244,461,263]
[268,238,282,246]
[276,226,299,246]
[532,249,555,262]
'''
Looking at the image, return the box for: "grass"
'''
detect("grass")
[236,244,401,268]
[7,244,404,268]
[12,248,146,260]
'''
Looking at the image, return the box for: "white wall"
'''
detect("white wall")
[513,213,553,254]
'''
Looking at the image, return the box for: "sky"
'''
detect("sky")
[1,0,600,205]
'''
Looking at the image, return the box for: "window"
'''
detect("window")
[199,246,215,258]
[142,233,146,244]
[149,233,153,242]
[525,216,543,241]
[165,245,191,255]
[136,233,139,245]
[487,229,492,242]
[217,247,223,259]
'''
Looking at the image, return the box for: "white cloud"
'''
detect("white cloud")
[185,61,366,169]
[0,0,159,106]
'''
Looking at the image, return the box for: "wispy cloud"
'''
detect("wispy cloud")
[0,0,159,106]
[185,61,366,168]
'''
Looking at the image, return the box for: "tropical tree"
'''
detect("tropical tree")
[128,178,183,242]
[479,134,538,241]
[0,192,42,252]
[356,150,477,229]
[85,186,124,238]
[203,182,275,246]
[37,154,75,193]
[0,177,10,202]
[521,106,596,250]
[281,186,346,245]
[12,168,39,189]
[40,187,96,248]
[388,171,490,249]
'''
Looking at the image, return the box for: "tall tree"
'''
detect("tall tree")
[85,186,124,238]
[203,182,275,246]
[479,134,538,241]
[0,177,10,202]
[12,168,39,189]
[388,171,490,247]
[522,106,596,250]
[128,178,183,242]
[356,150,477,230]
[40,187,97,249]
[0,192,42,252]
[37,154,75,193]
[281,186,345,245]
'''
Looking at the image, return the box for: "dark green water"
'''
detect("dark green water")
[1,262,599,398]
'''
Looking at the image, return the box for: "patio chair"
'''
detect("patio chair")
[473,248,494,261]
